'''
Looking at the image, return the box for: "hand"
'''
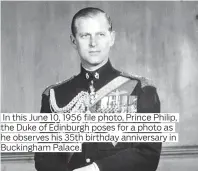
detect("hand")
[73,165,92,171]
[73,163,99,171]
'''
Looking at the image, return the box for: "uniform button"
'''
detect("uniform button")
[86,158,91,163]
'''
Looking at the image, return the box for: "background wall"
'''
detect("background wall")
[1,1,198,171]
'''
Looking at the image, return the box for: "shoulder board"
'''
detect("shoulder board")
[42,76,75,96]
[120,71,155,88]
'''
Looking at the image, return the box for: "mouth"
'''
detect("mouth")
[89,51,100,55]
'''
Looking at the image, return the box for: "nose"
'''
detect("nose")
[89,36,97,47]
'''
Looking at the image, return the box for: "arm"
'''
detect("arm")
[34,93,71,171]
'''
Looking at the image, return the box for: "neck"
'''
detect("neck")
[81,58,109,71]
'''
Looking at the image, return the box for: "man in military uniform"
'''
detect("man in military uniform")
[34,7,161,171]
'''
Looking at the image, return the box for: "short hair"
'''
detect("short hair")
[71,7,112,37]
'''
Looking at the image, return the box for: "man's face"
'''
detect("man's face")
[71,13,115,67]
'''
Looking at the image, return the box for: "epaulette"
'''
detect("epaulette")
[42,76,75,96]
[120,71,155,88]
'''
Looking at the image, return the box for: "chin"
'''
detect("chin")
[88,61,102,66]
[82,55,107,67]
[87,58,104,66]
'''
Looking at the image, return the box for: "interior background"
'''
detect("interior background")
[1,1,198,171]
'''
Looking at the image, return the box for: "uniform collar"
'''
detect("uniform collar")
[80,60,115,81]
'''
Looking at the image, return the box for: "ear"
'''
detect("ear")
[110,31,116,47]
[70,34,77,49]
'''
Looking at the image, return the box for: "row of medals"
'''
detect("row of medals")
[84,80,137,113]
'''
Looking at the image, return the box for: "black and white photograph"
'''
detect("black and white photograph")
[1,1,198,171]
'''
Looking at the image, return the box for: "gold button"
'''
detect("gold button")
[86,158,91,163]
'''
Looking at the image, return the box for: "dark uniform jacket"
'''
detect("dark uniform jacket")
[34,60,161,171]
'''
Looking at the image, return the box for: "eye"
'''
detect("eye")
[81,34,89,38]
[98,33,105,37]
